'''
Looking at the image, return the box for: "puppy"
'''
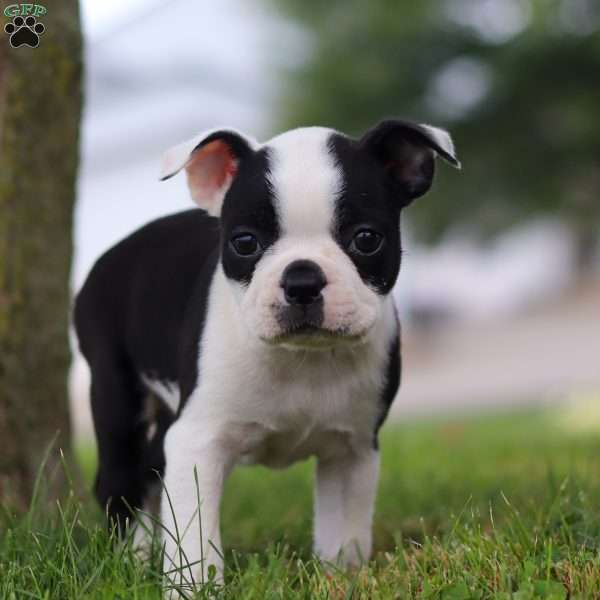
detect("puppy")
[74,119,459,591]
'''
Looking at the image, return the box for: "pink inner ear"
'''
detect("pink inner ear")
[186,139,238,205]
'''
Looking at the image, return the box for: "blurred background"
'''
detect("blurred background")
[71,0,600,439]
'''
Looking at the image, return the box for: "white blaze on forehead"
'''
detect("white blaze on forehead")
[266,127,342,237]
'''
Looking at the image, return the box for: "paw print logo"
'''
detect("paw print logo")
[4,16,45,48]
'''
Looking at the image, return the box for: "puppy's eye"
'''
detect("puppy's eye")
[230,233,261,257]
[351,229,384,255]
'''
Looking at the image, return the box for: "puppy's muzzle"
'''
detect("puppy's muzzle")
[278,260,326,333]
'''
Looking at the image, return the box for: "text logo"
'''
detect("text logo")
[4,4,47,48]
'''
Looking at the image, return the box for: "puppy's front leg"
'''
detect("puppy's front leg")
[161,419,232,594]
[314,448,379,567]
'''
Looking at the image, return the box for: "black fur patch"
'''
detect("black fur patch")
[220,148,280,285]
[373,333,401,449]
[328,133,402,295]
[74,209,221,527]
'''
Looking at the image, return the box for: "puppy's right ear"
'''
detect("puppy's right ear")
[360,120,460,207]
[160,129,257,217]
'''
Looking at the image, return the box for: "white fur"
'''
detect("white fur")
[315,449,380,564]
[141,375,180,414]
[419,124,461,168]
[268,127,340,238]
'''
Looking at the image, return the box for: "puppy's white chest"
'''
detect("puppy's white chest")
[188,287,397,468]
[228,371,380,468]
[237,419,356,468]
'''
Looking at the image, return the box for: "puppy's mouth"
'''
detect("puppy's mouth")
[258,303,369,350]
[270,316,364,350]
[268,326,363,350]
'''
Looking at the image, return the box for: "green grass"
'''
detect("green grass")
[3,403,600,598]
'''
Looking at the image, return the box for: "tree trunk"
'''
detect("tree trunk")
[0,1,82,508]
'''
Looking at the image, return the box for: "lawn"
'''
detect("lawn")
[2,401,600,599]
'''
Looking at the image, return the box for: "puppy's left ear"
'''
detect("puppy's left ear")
[159,129,258,217]
[360,119,460,206]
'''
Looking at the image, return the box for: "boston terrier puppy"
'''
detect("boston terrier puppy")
[74,120,459,592]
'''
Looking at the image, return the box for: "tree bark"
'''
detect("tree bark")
[0,1,82,508]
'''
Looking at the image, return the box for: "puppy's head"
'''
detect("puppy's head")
[161,121,459,349]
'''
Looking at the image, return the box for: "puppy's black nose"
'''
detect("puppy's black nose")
[281,260,327,306]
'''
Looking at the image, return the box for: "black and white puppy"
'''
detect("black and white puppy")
[74,120,459,589]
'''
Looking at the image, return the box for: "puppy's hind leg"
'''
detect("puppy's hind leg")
[133,481,162,555]
[134,396,175,553]
[90,352,147,534]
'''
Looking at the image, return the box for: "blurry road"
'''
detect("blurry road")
[394,280,600,419]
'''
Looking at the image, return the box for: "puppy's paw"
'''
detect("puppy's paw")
[162,559,224,598]
[316,536,371,570]
[162,574,224,599]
